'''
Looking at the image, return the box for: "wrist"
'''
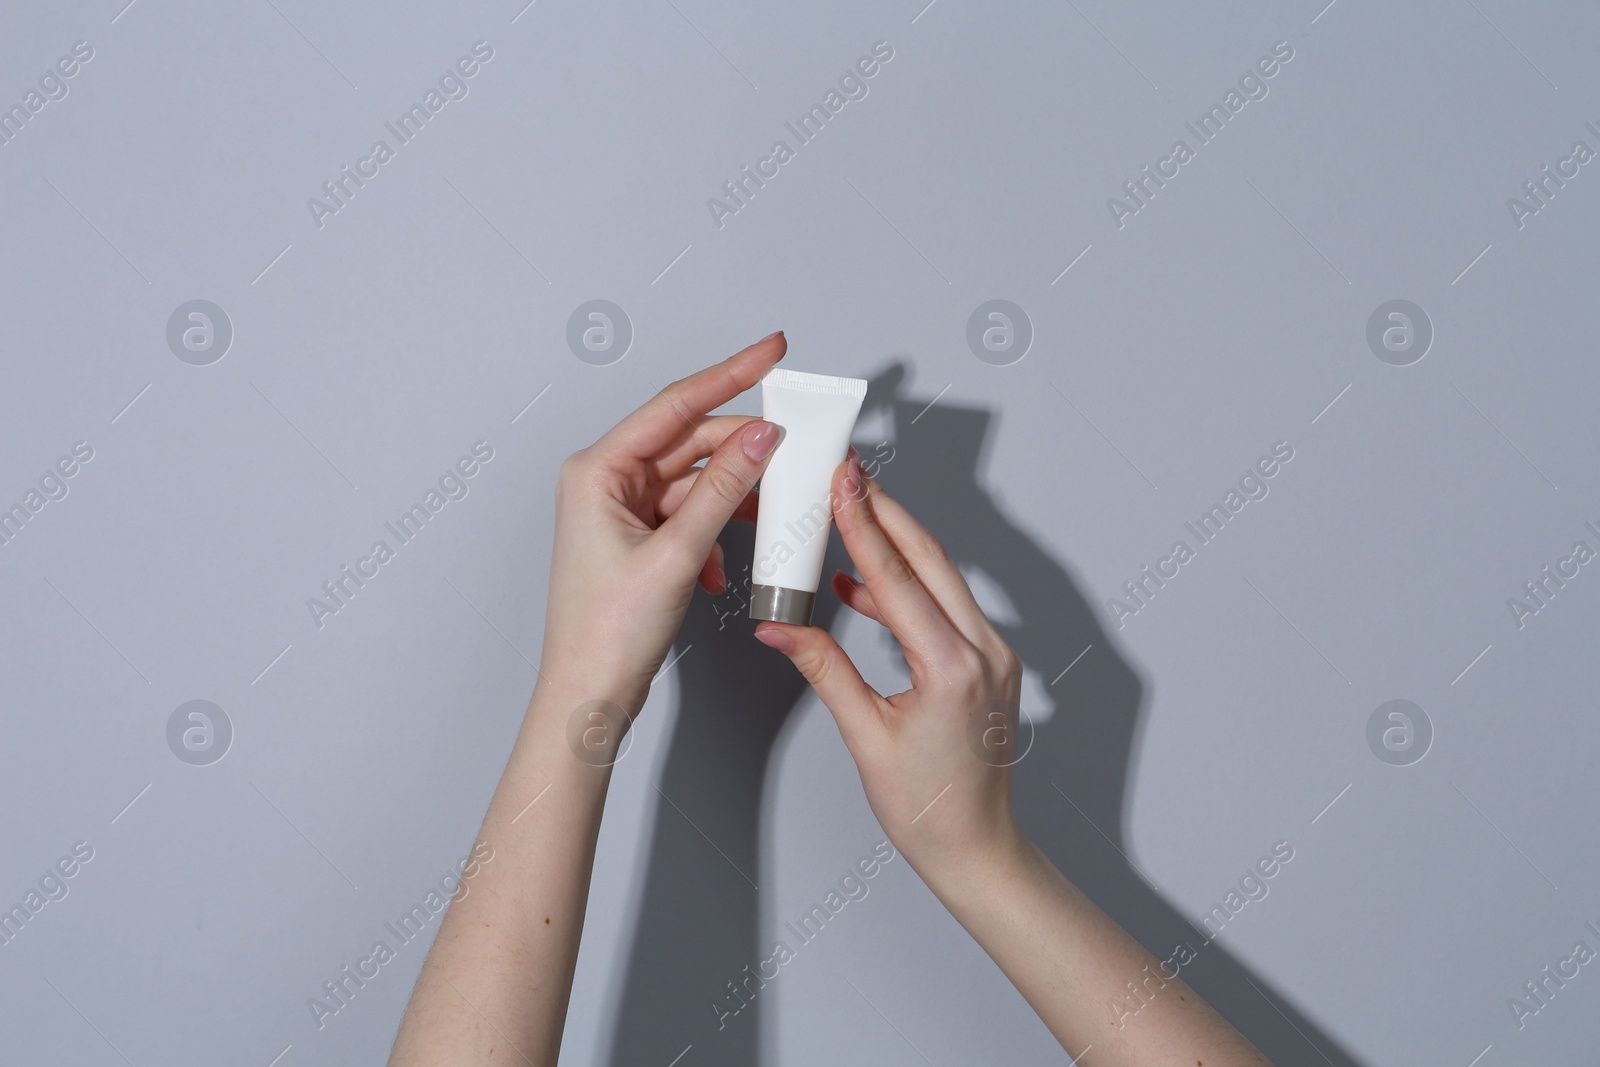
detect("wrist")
[503,672,641,801]
[911,818,1033,909]
[527,665,645,727]
[529,618,662,714]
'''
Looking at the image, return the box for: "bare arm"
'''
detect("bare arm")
[387,333,788,1065]
[927,834,1267,1063]
[753,454,1271,1066]
[385,677,616,1066]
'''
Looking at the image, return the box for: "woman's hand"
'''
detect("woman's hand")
[751,451,1027,884]
[537,331,786,712]
[752,454,1273,1066]
[390,332,786,1067]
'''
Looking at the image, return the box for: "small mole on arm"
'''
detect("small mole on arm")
[545,917,551,924]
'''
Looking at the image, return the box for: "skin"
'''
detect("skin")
[387,332,1272,1066]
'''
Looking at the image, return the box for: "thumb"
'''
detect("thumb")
[659,419,781,564]
[754,622,883,751]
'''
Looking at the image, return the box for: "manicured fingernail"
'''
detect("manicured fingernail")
[710,565,727,592]
[743,420,781,462]
[760,330,784,343]
[847,445,861,462]
[754,627,793,652]
[843,453,863,496]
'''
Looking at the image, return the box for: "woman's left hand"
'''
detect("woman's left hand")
[535,331,786,711]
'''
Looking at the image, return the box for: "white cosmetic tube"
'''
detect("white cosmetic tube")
[748,368,868,625]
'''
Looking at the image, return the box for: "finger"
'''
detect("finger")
[654,468,759,525]
[853,466,996,647]
[658,420,782,565]
[831,570,885,626]
[753,622,884,751]
[650,414,760,481]
[696,541,727,595]
[831,455,966,673]
[595,332,784,462]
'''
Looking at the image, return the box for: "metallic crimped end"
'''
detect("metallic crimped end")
[749,585,815,626]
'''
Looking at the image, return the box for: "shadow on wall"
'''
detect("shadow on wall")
[605,362,1363,1067]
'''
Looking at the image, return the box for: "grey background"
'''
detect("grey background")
[2,0,1597,1064]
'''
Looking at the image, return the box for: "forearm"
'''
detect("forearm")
[383,335,780,1063]
[922,834,1269,1066]
[388,674,630,1066]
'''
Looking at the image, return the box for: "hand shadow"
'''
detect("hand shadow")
[605,362,1363,1067]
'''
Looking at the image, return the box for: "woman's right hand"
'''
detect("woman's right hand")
[752,452,1028,885]
[755,458,1275,1066]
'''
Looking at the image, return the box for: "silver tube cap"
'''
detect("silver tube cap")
[749,585,815,626]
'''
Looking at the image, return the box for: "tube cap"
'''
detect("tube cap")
[749,585,815,626]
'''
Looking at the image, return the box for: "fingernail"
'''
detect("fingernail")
[743,420,781,462]
[753,627,793,652]
[760,329,784,343]
[847,445,861,462]
[843,452,863,496]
